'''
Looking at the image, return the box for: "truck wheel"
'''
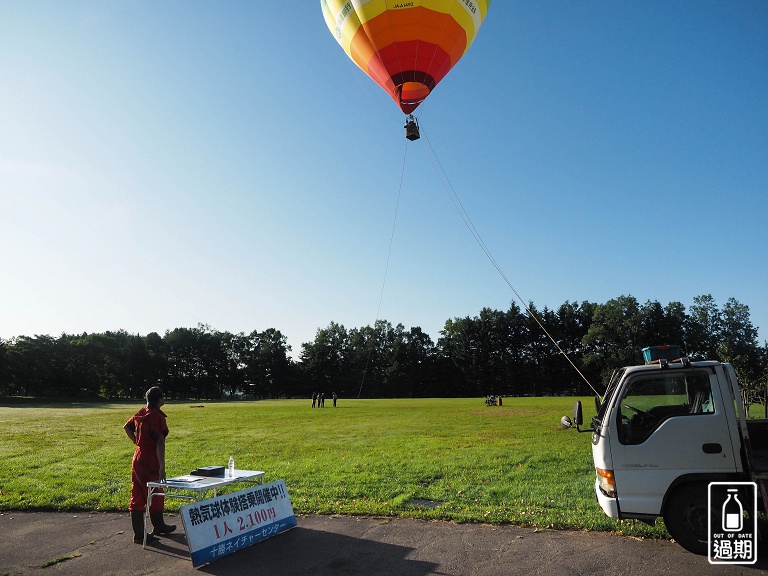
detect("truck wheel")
[663,483,708,555]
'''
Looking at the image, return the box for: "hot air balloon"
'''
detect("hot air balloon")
[321,0,491,121]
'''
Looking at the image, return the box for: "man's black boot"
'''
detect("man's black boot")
[150,512,176,535]
[131,510,158,544]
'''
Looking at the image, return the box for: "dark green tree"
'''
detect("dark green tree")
[6,335,60,396]
[300,322,349,396]
[245,328,292,398]
[0,339,9,395]
[686,294,723,360]
[582,295,643,384]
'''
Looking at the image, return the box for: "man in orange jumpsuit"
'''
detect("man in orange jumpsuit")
[123,386,176,544]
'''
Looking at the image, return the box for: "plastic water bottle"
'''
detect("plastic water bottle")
[228,456,234,478]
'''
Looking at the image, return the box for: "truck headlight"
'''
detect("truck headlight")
[596,467,616,498]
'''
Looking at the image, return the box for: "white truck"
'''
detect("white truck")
[570,347,768,555]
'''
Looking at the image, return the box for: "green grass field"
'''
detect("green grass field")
[0,397,668,539]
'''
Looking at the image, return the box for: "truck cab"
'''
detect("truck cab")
[573,350,766,554]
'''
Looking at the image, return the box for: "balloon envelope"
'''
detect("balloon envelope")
[321,0,491,114]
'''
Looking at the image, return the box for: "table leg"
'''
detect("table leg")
[143,487,152,549]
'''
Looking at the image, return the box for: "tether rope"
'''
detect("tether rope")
[419,123,600,397]
[358,139,410,399]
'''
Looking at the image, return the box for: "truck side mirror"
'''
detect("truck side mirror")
[573,401,584,426]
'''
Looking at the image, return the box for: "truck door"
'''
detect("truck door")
[610,369,738,516]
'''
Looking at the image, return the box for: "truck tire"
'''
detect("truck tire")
[663,483,709,555]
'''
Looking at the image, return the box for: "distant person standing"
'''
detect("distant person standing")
[311,392,317,408]
[320,392,325,407]
[123,386,176,544]
[333,392,338,407]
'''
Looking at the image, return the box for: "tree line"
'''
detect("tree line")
[1,294,765,401]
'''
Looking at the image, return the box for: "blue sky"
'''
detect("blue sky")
[1,1,766,357]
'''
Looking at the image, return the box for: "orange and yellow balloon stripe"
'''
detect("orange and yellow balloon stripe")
[321,0,491,114]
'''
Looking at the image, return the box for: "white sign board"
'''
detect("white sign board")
[180,479,296,567]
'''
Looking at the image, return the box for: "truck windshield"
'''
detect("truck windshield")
[616,370,713,444]
[596,368,626,422]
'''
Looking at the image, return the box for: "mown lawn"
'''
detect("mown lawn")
[0,397,668,539]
